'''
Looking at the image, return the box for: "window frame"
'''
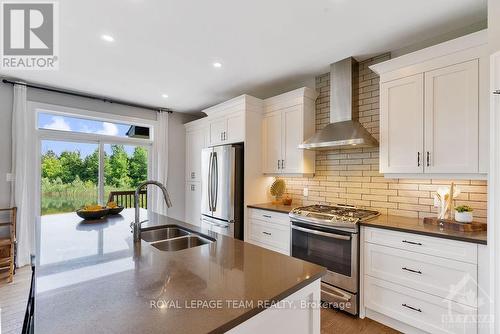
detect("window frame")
[32,102,157,209]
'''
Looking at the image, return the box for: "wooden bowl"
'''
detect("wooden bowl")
[76,208,109,220]
[107,206,124,215]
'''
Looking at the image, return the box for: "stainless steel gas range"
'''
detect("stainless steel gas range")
[289,204,380,315]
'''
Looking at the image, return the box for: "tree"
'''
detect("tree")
[59,151,84,183]
[41,150,62,180]
[107,145,131,187]
[129,147,148,187]
[82,149,99,183]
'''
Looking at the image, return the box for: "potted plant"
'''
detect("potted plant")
[454,205,473,223]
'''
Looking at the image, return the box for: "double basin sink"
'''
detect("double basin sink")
[141,225,214,251]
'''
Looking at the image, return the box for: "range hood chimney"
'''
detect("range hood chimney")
[299,57,378,150]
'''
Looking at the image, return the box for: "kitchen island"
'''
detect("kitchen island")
[35,209,325,334]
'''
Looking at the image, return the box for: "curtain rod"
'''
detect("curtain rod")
[2,79,172,113]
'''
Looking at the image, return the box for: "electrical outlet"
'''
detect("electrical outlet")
[433,195,440,208]
[303,188,309,197]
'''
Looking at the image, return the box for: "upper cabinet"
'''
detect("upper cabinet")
[204,95,259,146]
[380,74,424,173]
[262,87,318,175]
[372,30,489,177]
[185,120,208,182]
[424,60,479,173]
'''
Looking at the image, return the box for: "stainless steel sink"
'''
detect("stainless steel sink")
[151,235,212,252]
[141,226,190,242]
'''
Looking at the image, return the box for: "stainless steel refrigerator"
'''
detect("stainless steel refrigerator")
[201,144,244,240]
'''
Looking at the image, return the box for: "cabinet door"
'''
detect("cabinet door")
[424,60,479,173]
[185,182,201,226]
[186,128,205,182]
[262,111,282,173]
[281,105,303,174]
[209,118,226,146]
[226,112,244,143]
[380,74,424,173]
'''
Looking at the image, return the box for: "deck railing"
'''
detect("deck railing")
[107,190,147,209]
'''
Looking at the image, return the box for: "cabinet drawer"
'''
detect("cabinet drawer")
[248,218,290,254]
[365,243,477,307]
[248,208,290,225]
[363,227,477,264]
[365,276,477,334]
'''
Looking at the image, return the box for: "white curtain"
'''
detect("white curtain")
[150,111,169,215]
[10,84,35,267]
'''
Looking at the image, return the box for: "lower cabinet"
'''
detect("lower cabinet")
[361,227,479,334]
[185,182,201,226]
[247,208,290,255]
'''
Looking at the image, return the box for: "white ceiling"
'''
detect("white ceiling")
[1,0,487,113]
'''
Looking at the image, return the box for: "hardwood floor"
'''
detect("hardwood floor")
[321,308,400,334]
[0,266,31,334]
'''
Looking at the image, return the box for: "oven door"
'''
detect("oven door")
[291,222,358,293]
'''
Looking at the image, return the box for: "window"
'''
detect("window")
[37,107,154,215]
[37,112,151,139]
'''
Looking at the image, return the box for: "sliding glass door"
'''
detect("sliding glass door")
[37,109,153,215]
[41,140,99,215]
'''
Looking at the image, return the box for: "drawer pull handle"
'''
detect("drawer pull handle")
[263,215,272,218]
[402,267,422,275]
[262,231,272,236]
[402,303,422,313]
[402,240,422,246]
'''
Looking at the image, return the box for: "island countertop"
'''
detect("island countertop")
[35,209,325,334]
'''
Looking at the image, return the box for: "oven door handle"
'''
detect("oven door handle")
[291,225,351,240]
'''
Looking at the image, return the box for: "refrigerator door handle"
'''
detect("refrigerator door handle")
[207,152,213,211]
[213,152,218,210]
[210,151,216,211]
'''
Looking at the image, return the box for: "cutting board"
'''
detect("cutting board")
[423,217,487,232]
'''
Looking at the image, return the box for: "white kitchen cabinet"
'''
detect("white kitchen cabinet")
[262,111,282,173]
[247,208,290,255]
[185,125,207,182]
[361,226,480,334]
[424,60,479,173]
[364,276,477,334]
[209,117,227,146]
[226,112,245,143]
[185,182,201,226]
[380,74,424,173]
[371,31,488,177]
[262,87,317,175]
[208,112,245,146]
[185,119,208,225]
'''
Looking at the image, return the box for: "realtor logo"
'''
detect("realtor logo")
[1,1,59,70]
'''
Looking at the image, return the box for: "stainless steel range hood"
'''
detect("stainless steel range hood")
[299,57,378,150]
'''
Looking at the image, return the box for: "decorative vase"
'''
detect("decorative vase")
[454,210,473,223]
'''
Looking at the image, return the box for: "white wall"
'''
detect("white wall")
[489,0,500,53]
[0,84,13,208]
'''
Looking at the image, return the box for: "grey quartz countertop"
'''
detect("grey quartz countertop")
[248,203,486,245]
[360,214,487,245]
[35,209,325,334]
[247,203,297,214]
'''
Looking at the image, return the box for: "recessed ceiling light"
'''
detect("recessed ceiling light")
[161,94,168,98]
[101,34,115,42]
[213,62,222,68]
